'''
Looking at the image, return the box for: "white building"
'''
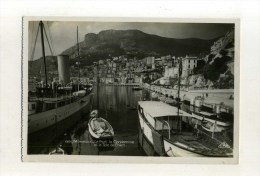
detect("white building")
[105,77,114,84]
[164,66,179,78]
[182,55,200,77]
[98,60,104,65]
[142,56,155,66]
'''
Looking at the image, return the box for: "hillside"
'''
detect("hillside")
[61,29,216,65]
[29,29,222,78]
[192,29,235,89]
[29,56,57,77]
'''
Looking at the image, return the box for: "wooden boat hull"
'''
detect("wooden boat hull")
[88,117,114,140]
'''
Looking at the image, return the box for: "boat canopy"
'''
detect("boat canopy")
[138,101,193,118]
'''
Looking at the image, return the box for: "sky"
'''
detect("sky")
[28,21,234,61]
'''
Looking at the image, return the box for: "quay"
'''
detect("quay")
[140,83,234,113]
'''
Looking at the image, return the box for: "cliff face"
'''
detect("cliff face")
[189,28,235,89]
[61,29,215,64]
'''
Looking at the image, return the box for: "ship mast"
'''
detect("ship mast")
[177,57,182,132]
[77,26,81,91]
[97,63,99,110]
[39,21,48,87]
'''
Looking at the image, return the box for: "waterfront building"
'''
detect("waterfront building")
[165,55,172,61]
[182,55,201,77]
[142,56,155,66]
[108,61,113,68]
[155,58,163,66]
[160,56,166,62]
[164,61,173,67]
[120,77,127,84]
[152,63,155,69]
[134,75,140,83]
[112,62,117,72]
[105,77,114,84]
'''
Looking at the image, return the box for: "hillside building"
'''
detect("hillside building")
[182,55,201,77]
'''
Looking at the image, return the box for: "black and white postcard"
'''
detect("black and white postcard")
[22,17,239,163]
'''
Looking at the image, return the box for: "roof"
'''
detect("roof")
[138,101,192,118]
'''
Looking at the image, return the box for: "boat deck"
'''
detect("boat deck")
[160,128,233,156]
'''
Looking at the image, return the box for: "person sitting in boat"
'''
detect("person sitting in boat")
[93,117,109,134]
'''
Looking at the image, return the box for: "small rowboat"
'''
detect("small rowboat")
[88,111,114,140]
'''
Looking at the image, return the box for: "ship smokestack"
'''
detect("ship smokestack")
[57,55,70,85]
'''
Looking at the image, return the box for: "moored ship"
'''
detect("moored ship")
[137,57,233,157]
[28,21,93,134]
[28,87,92,134]
[137,101,233,157]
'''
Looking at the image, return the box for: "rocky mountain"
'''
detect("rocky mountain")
[29,29,233,88]
[61,29,216,65]
[191,28,235,89]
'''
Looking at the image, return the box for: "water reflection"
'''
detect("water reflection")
[28,86,147,156]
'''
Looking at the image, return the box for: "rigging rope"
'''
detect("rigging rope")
[30,23,40,61]
[43,24,54,56]
[29,22,35,59]
[47,21,56,55]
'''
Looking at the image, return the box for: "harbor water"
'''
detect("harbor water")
[28,85,148,156]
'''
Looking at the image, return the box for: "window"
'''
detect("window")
[32,104,36,110]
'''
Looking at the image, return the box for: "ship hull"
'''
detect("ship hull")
[163,139,203,157]
[28,94,92,134]
[138,111,154,145]
[138,103,208,157]
[138,111,205,157]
